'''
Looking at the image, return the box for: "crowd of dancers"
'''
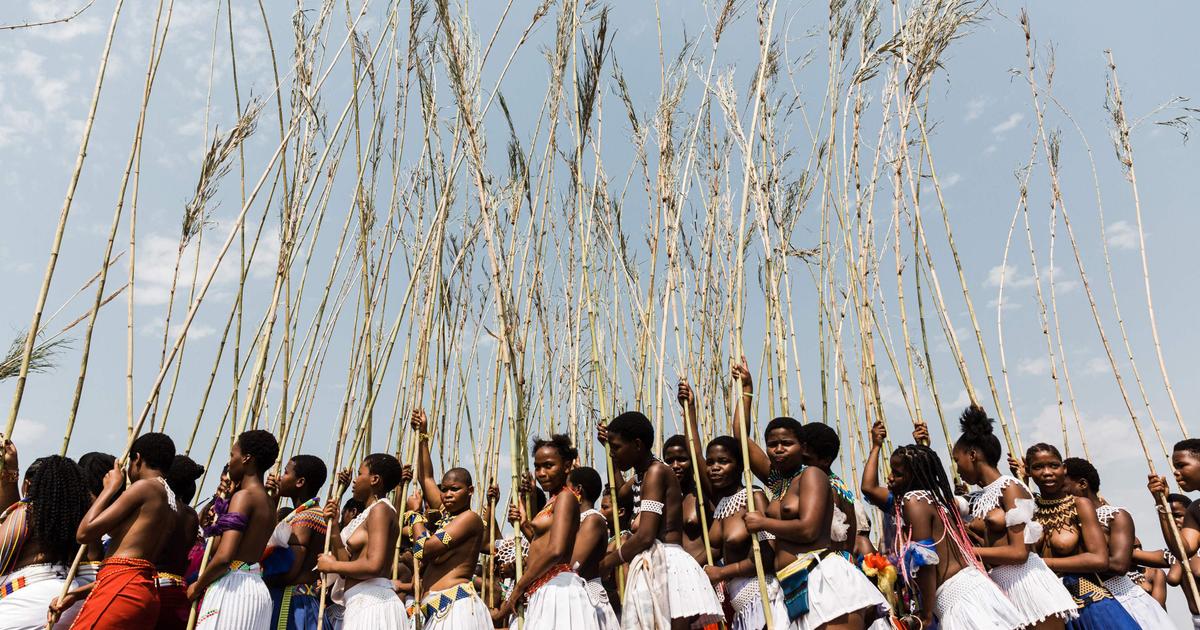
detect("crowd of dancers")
[1,360,1198,629]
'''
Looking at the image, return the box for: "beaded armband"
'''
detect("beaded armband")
[412,528,454,561]
[639,500,664,515]
[403,511,426,530]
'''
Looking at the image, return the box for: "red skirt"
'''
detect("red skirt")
[71,557,160,629]
[155,573,190,630]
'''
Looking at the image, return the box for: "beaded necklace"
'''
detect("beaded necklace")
[766,464,806,501]
[1034,494,1078,536]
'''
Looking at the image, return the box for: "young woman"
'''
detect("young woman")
[598,411,723,630]
[743,416,886,630]
[1025,443,1138,628]
[157,455,204,630]
[702,435,788,630]
[568,466,620,629]
[1062,457,1174,628]
[663,433,711,565]
[191,430,278,629]
[0,444,90,630]
[951,406,1076,628]
[890,443,1022,629]
[408,408,491,629]
[495,434,597,629]
[318,453,408,629]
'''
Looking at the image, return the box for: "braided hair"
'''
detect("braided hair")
[890,444,958,515]
[27,456,90,566]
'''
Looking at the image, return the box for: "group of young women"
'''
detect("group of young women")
[0,356,1197,629]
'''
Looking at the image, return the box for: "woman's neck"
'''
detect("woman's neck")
[634,454,655,475]
[978,465,1002,485]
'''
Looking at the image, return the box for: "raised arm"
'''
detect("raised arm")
[731,357,770,483]
[1148,474,1199,558]
[860,422,891,509]
[678,380,713,499]
[77,462,141,543]
[0,440,19,512]
[1042,497,1109,574]
[412,409,443,509]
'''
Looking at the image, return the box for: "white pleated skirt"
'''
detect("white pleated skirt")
[1104,574,1174,629]
[989,554,1078,627]
[525,570,599,630]
[934,565,1023,629]
[728,575,789,630]
[0,563,83,630]
[661,543,723,620]
[786,553,887,630]
[196,565,272,630]
[583,577,620,630]
[341,578,409,630]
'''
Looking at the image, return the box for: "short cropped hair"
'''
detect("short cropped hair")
[130,433,175,472]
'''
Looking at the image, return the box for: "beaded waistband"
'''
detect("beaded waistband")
[156,572,187,588]
[524,564,571,602]
[415,582,477,620]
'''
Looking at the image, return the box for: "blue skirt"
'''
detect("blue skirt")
[1061,574,1139,630]
[270,585,322,630]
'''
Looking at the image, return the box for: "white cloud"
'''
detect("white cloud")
[1106,220,1138,250]
[941,172,962,189]
[11,417,48,447]
[133,222,280,306]
[964,96,986,122]
[25,0,103,42]
[1083,357,1110,375]
[1017,356,1051,376]
[991,113,1024,135]
[986,264,1034,289]
[1043,264,1078,294]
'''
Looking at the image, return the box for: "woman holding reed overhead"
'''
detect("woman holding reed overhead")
[494,434,598,629]
[318,453,409,629]
[951,406,1077,628]
[890,442,1023,629]
[0,441,90,630]
[677,378,788,630]
[1062,457,1175,628]
[567,465,620,630]
[407,408,492,630]
[1024,443,1139,629]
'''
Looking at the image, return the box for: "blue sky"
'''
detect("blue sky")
[2,0,1198,623]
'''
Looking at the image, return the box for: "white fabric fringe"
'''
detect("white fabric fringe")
[787,553,887,630]
[1104,574,1174,629]
[524,570,599,630]
[728,575,789,630]
[341,578,409,630]
[196,565,272,630]
[584,577,620,630]
[661,543,723,620]
[933,565,1023,629]
[988,554,1078,627]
